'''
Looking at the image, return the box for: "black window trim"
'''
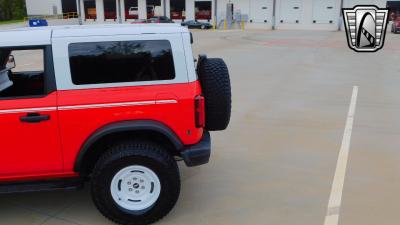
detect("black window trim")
[0,45,56,101]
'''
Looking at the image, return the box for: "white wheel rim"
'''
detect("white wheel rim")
[110,165,161,211]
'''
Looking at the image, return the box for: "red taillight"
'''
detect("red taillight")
[195,95,205,128]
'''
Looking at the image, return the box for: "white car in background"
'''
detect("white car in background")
[128,7,138,16]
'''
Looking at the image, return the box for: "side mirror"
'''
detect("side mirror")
[6,55,15,70]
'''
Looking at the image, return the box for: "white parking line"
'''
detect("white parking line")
[323,86,358,225]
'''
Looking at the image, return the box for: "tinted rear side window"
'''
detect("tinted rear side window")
[69,40,175,85]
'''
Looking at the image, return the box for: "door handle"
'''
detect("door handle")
[20,113,50,123]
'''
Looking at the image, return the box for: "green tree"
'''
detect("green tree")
[0,0,26,21]
[12,0,26,19]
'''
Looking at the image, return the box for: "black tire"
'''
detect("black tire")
[198,58,232,131]
[91,141,180,225]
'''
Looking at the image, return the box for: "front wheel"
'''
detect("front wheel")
[91,141,180,225]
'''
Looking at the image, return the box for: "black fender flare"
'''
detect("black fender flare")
[73,120,184,172]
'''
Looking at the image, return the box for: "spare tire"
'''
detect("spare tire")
[197,56,232,131]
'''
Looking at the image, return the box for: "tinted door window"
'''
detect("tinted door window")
[0,49,46,98]
[69,40,176,85]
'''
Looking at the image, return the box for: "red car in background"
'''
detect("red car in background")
[392,19,400,33]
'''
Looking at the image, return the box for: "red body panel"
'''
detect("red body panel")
[57,81,203,172]
[0,81,203,181]
[0,93,63,179]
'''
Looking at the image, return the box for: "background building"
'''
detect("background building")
[25,0,400,30]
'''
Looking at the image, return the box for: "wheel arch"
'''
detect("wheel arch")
[74,120,184,176]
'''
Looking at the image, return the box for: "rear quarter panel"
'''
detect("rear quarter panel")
[57,82,203,171]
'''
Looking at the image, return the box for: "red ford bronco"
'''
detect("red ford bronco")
[0,24,231,225]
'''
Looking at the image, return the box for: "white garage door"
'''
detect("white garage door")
[347,0,375,7]
[250,0,273,23]
[280,0,302,23]
[313,0,336,23]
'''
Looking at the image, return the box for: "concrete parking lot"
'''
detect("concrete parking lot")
[1,28,400,225]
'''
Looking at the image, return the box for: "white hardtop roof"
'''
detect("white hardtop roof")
[0,24,189,47]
